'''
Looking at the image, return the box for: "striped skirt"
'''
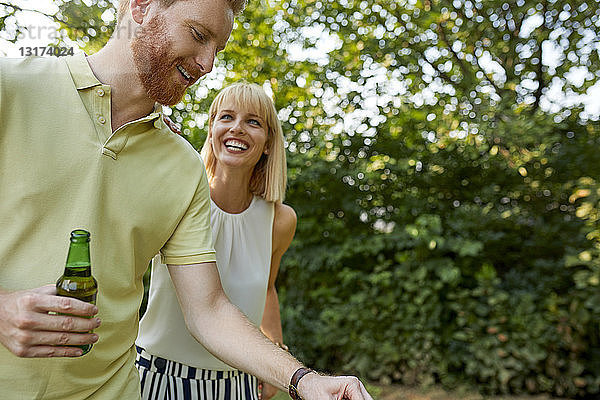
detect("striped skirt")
[135,346,259,400]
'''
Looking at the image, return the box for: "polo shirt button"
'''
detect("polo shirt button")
[97,116,106,124]
[96,88,105,97]
[154,357,167,371]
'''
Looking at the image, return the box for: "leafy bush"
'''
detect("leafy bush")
[280,113,600,398]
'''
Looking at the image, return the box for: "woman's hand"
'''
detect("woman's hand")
[258,381,279,400]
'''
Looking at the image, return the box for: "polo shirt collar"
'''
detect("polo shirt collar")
[65,53,166,129]
[65,52,102,90]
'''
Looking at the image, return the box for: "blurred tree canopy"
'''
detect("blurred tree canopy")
[2,0,599,396]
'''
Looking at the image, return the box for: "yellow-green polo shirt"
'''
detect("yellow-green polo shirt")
[0,53,216,399]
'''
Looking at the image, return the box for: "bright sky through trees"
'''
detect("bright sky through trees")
[1,0,599,117]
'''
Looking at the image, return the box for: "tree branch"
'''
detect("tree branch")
[500,2,524,86]
[436,22,473,85]
[532,4,548,113]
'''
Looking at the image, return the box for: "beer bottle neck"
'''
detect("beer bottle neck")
[64,241,91,277]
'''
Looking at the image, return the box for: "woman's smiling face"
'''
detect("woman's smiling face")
[210,100,269,171]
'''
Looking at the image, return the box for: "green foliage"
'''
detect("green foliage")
[3,0,600,396]
[54,0,115,54]
[280,110,600,397]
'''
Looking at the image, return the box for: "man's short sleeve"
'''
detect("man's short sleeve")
[160,165,216,265]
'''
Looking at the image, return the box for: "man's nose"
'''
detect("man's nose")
[195,49,215,76]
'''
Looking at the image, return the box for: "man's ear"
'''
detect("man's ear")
[130,0,153,24]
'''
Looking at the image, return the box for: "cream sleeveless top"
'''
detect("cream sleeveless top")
[136,196,274,370]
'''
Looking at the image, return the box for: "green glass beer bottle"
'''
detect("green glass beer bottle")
[56,229,98,355]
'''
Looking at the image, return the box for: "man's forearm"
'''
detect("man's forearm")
[192,292,301,390]
[168,264,302,391]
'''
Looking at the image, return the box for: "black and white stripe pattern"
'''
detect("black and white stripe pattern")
[136,346,260,400]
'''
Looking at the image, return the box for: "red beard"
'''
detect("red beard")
[131,15,188,106]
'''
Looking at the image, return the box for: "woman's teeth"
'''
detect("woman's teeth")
[225,139,249,151]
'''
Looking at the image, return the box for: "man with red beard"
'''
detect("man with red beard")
[0,0,373,399]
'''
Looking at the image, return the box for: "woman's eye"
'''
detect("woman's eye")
[248,119,261,126]
[220,114,233,120]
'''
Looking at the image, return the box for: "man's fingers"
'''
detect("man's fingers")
[34,284,57,296]
[18,344,85,358]
[340,376,372,400]
[28,313,101,334]
[6,321,99,357]
[33,294,98,317]
[0,286,100,359]
[33,330,99,347]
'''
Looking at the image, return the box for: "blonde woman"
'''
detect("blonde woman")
[136,82,295,400]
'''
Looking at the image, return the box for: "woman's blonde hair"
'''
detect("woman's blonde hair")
[201,82,287,203]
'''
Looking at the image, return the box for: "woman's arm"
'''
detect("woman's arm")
[260,203,297,399]
[260,202,297,345]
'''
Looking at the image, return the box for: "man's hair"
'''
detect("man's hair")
[117,0,247,20]
[201,82,287,203]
